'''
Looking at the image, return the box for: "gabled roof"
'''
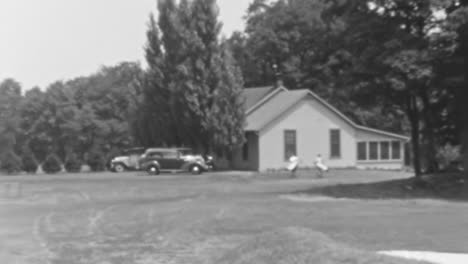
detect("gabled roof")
[243,85,288,113]
[244,87,409,141]
[243,86,275,110]
[245,90,308,131]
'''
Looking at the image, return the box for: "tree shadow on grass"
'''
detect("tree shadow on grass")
[295,173,468,201]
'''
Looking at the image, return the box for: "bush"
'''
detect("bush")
[21,151,38,173]
[436,144,461,172]
[0,151,23,174]
[65,153,82,173]
[42,154,62,174]
[87,150,107,172]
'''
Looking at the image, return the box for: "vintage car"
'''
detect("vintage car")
[110,147,146,172]
[139,148,212,175]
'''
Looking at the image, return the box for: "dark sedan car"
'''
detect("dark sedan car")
[139,148,211,175]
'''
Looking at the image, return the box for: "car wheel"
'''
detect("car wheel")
[147,165,160,175]
[190,165,202,175]
[114,164,125,173]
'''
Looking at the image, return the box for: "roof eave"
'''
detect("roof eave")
[304,90,410,141]
[356,126,410,141]
[246,85,288,115]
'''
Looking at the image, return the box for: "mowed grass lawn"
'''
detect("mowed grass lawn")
[1,169,467,264]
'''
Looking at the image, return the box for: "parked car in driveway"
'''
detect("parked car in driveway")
[139,148,211,175]
[110,147,146,172]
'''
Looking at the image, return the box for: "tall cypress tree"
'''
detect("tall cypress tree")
[213,44,246,154]
[138,14,173,146]
[180,0,245,153]
[140,0,245,154]
[158,0,189,147]
[180,0,224,152]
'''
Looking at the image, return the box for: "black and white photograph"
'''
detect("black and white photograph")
[1,0,468,263]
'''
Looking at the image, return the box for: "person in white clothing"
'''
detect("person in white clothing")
[314,154,328,178]
[287,155,300,178]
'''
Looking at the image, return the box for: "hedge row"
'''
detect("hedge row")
[0,150,111,175]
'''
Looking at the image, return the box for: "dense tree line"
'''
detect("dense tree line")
[0,62,143,173]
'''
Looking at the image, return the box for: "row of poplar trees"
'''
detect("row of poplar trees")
[134,0,246,156]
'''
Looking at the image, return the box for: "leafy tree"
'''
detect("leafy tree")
[20,87,50,162]
[86,148,107,172]
[137,13,176,147]
[324,0,458,177]
[226,31,260,87]
[0,79,22,156]
[445,0,468,176]
[180,0,245,153]
[238,0,348,90]
[212,44,246,154]
[42,154,62,174]
[0,151,23,174]
[71,62,143,150]
[16,63,143,166]
[64,152,82,173]
[21,149,38,173]
[38,81,76,160]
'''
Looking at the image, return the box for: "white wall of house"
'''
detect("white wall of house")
[258,97,357,171]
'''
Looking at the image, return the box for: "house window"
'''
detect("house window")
[242,140,249,161]
[357,142,367,160]
[284,130,297,160]
[369,141,378,160]
[330,129,341,158]
[380,142,390,160]
[392,141,401,160]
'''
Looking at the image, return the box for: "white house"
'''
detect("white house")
[230,85,409,171]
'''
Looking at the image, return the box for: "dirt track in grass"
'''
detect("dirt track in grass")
[1,170,468,263]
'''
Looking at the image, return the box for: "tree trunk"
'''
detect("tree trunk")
[420,88,438,173]
[406,94,422,178]
[458,3,468,177]
[462,87,468,178]
[461,22,468,178]
[463,128,468,177]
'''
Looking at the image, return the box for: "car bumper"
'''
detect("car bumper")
[110,163,136,171]
[205,163,214,171]
[110,163,119,171]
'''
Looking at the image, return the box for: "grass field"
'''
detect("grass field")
[1,169,468,263]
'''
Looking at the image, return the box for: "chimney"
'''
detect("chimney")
[276,79,284,88]
[272,63,283,88]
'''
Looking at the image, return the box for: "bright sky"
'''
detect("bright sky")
[0,0,251,90]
